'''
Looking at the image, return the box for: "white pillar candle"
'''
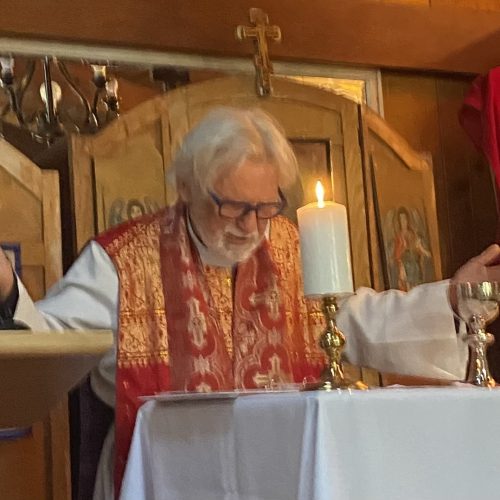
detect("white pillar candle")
[297,181,354,297]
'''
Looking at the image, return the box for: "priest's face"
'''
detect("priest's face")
[187,160,281,264]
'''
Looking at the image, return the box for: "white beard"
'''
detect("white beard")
[199,222,264,265]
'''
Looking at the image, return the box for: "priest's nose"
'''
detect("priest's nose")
[237,210,259,233]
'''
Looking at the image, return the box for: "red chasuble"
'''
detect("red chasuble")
[97,202,324,496]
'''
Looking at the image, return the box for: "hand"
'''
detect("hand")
[451,244,500,285]
[0,250,15,302]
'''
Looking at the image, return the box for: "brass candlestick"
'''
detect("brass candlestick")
[306,295,367,391]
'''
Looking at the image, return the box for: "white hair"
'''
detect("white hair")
[170,106,299,193]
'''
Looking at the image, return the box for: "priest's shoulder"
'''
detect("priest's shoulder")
[95,207,171,250]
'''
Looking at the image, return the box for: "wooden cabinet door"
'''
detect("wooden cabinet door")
[360,105,442,292]
[72,75,372,290]
[70,75,439,389]
[0,139,69,500]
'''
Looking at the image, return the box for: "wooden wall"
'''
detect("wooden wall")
[376,0,500,8]
[386,0,500,8]
[381,70,498,278]
[3,1,500,74]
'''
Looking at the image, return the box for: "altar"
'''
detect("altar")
[120,387,500,500]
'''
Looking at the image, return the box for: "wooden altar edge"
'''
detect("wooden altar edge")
[0,330,113,427]
[0,330,113,357]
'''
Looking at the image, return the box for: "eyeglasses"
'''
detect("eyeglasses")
[209,189,287,220]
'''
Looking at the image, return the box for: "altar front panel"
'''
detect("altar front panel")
[121,389,500,500]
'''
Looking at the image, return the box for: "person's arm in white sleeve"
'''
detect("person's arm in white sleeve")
[0,240,118,333]
[32,241,119,333]
[6,241,119,406]
[339,280,467,380]
[7,241,119,334]
[339,243,500,380]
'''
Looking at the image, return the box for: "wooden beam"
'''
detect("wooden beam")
[1,0,500,74]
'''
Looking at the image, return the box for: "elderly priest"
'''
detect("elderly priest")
[0,106,499,499]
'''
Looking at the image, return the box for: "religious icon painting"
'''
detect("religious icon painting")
[0,242,21,278]
[93,135,166,232]
[381,205,435,291]
[105,196,162,229]
[371,155,441,291]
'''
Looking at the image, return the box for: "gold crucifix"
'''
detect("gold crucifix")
[236,8,282,96]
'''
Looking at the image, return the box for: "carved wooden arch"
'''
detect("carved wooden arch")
[71,74,374,288]
[70,74,438,293]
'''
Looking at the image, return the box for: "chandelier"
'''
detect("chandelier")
[0,55,120,144]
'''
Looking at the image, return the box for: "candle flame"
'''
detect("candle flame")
[315,181,325,208]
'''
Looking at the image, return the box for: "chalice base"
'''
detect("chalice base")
[304,368,368,391]
[466,332,497,388]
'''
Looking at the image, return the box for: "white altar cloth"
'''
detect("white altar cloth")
[120,388,500,500]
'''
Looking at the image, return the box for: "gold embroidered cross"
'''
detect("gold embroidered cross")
[187,298,208,348]
[236,8,281,96]
[250,277,281,320]
[253,353,283,388]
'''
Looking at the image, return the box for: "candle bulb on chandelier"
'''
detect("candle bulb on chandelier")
[39,81,62,111]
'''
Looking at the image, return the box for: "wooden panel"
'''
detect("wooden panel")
[70,135,96,251]
[381,72,450,275]
[49,401,71,500]
[375,0,428,4]
[42,170,63,287]
[435,77,497,273]
[180,77,371,289]
[0,138,68,500]
[360,107,441,291]
[2,0,500,73]
[435,78,474,274]
[0,139,42,197]
[381,71,498,278]
[92,126,165,233]
[13,242,45,266]
[0,168,43,242]
[436,78,475,272]
[22,266,45,301]
[71,75,372,288]
[468,157,498,252]
[0,423,47,500]
[433,0,500,10]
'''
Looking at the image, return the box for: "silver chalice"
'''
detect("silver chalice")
[449,281,500,388]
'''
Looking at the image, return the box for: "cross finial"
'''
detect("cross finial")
[236,8,282,96]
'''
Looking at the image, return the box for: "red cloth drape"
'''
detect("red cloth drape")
[459,67,500,195]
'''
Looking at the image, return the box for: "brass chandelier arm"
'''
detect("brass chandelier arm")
[5,86,24,125]
[42,57,57,126]
[92,87,105,126]
[0,60,35,127]
[16,59,36,115]
[56,60,96,129]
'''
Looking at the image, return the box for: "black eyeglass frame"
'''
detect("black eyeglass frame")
[208,189,287,220]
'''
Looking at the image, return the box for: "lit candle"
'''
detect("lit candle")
[296,181,354,297]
